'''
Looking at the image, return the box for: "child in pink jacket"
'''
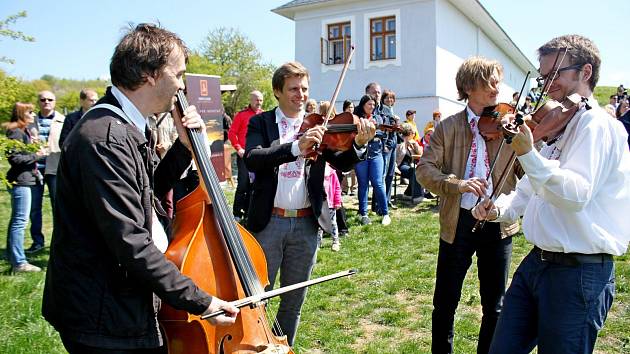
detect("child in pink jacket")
[318,163,343,251]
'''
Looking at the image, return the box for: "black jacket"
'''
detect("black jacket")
[620,110,630,149]
[58,108,83,147]
[244,108,362,233]
[5,128,41,186]
[42,88,212,349]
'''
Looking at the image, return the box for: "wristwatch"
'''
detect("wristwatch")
[353,140,366,149]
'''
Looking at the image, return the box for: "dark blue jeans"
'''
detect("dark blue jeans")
[30,173,56,247]
[383,147,396,201]
[254,214,319,346]
[489,248,615,354]
[355,156,388,216]
[399,162,423,198]
[432,209,512,354]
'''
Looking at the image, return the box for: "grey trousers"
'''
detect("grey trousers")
[254,214,319,346]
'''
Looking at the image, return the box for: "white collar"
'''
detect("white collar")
[111,86,147,134]
[466,106,480,123]
[275,107,304,124]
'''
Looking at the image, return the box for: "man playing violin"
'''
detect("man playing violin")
[472,34,630,353]
[42,24,238,353]
[417,56,522,354]
[244,61,375,345]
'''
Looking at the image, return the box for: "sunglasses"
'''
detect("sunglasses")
[40,98,55,102]
[536,63,584,85]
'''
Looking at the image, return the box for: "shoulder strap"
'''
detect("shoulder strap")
[84,103,133,126]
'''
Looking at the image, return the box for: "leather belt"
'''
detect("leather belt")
[272,207,313,218]
[533,247,612,266]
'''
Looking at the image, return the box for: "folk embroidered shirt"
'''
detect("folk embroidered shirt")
[460,106,493,210]
[273,107,310,210]
[493,99,630,255]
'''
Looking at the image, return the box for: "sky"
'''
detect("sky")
[0,0,627,87]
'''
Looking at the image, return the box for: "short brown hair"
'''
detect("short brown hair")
[381,90,396,105]
[537,34,600,91]
[110,23,189,91]
[79,89,97,100]
[456,56,503,101]
[272,61,309,94]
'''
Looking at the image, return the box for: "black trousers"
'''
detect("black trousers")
[431,209,512,354]
[233,156,251,218]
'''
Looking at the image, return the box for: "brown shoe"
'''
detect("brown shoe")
[13,262,41,273]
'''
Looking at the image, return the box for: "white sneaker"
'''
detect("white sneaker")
[13,262,41,273]
[381,215,391,226]
[331,240,340,252]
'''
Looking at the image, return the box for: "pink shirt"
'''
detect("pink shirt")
[324,164,342,209]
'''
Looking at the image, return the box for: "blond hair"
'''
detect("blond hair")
[318,101,337,116]
[456,56,503,101]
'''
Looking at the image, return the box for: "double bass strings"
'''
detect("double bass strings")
[177,91,265,297]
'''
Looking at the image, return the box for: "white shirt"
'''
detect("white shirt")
[111,86,146,134]
[494,98,630,255]
[461,106,493,209]
[110,86,169,252]
[273,107,310,210]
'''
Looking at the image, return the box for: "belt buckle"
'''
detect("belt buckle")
[285,209,298,218]
[539,249,549,262]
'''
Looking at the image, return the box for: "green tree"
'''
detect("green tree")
[0,70,37,121]
[0,11,35,64]
[198,27,275,115]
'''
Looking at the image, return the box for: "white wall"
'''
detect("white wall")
[432,0,529,127]
[292,0,436,115]
[285,0,531,131]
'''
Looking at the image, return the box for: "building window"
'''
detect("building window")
[321,21,351,65]
[370,16,396,61]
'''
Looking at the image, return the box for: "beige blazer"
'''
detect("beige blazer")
[417,109,521,244]
[44,111,65,176]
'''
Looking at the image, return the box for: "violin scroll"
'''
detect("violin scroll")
[478,103,516,141]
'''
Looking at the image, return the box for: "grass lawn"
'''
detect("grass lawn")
[0,173,629,353]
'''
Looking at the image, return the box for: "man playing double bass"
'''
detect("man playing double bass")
[43,24,238,353]
[472,34,630,353]
[244,61,376,345]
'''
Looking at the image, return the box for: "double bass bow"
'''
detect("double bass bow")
[158,90,355,354]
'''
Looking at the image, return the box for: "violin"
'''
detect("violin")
[526,93,585,143]
[477,102,516,141]
[299,112,400,158]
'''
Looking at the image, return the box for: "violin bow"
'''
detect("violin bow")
[472,49,570,232]
[201,269,357,319]
[471,71,529,232]
[321,44,355,128]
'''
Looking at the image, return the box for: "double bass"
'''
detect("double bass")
[158,90,291,353]
[159,91,354,353]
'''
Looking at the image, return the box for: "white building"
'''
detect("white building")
[272,0,537,128]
